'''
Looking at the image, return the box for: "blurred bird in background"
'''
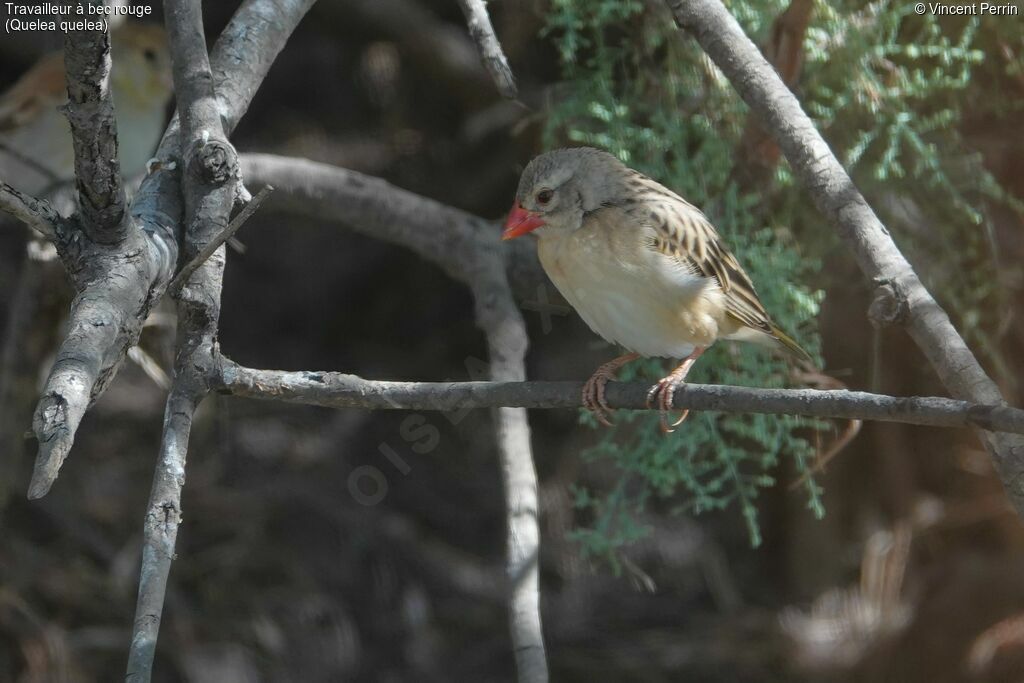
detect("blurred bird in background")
[0,23,175,429]
[0,23,173,198]
[504,147,809,432]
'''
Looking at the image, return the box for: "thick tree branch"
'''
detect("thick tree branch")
[665,0,1024,514]
[28,0,317,500]
[62,15,127,243]
[238,154,547,299]
[456,0,518,99]
[127,0,256,678]
[217,364,1024,435]
[0,244,67,507]
[28,225,173,500]
[0,183,63,239]
[240,154,486,283]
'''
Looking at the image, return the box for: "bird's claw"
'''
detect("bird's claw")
[646,378,690,434]
[582,373,615,427]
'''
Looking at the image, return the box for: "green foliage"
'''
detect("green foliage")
[543,0,1020,564]
[546,0,824,560]
[800,2,1023,359]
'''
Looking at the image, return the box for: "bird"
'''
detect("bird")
[503,147,810,432]
[0,23,173,198]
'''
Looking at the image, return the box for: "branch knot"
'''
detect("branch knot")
[868,279,909,329]
[187,138,237,185]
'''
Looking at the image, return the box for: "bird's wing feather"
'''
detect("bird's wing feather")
[618,170,776,336]
[0,53,66,133]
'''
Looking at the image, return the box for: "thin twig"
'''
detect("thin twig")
[168,184,272,293]
[456,0,518,99]
[788,368,862,490]
[314,0,498,104]
[217,363,1024,435]
[0,139,63,185]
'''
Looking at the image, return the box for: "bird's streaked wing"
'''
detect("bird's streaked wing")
[618,169,776,336]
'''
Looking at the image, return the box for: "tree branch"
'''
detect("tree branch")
[466,231,547,682]
[316,0,498,105]
[28,226,171,500]
[236,152,550,679]
[27,0,317,501]
[456,0,518,99]
[217,363,1024,435]
[665,0,1024,514]
[127,0,262,677]
[237,154,547,299]
[240,154,486,283]
[0,183,63,239]
[62,15,127,243]
[125,387,196,681]
[167,184,273,293]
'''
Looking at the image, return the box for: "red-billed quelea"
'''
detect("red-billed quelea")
[503,147,810,432]
[0,25,173,196]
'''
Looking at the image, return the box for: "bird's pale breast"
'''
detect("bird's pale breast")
[537,208,728,359]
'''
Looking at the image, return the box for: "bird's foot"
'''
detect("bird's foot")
[582,372,615,427]
[582,353,640,427]
[646,378,689,433]
[646,347,705,434]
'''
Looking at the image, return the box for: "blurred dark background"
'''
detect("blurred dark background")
[1,1,1024,681]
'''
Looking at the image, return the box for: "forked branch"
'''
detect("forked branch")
[25,0,318,502]
[126,2,315,680]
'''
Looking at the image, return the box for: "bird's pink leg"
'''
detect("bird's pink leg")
[646,347,706,433]
[582,352,640,427]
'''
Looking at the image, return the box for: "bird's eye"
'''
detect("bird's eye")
[143,49,158,64]
[536,189,554,205]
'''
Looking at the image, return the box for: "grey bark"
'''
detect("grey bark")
[19,0,316,501]
[126,1,232,678]
[456,0,518,99]
[665,0,1024,514]
[218,363,1024,434]
[62,16,127,242]
[0,183,63,239]
[0,244,68,507]
[125,2,316,680]
[470,226,547,683]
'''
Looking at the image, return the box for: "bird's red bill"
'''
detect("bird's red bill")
[502,205,546,240]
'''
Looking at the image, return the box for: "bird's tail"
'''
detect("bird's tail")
[770,324,813,364]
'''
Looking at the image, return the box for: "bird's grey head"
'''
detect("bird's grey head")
[502,147,626,240]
